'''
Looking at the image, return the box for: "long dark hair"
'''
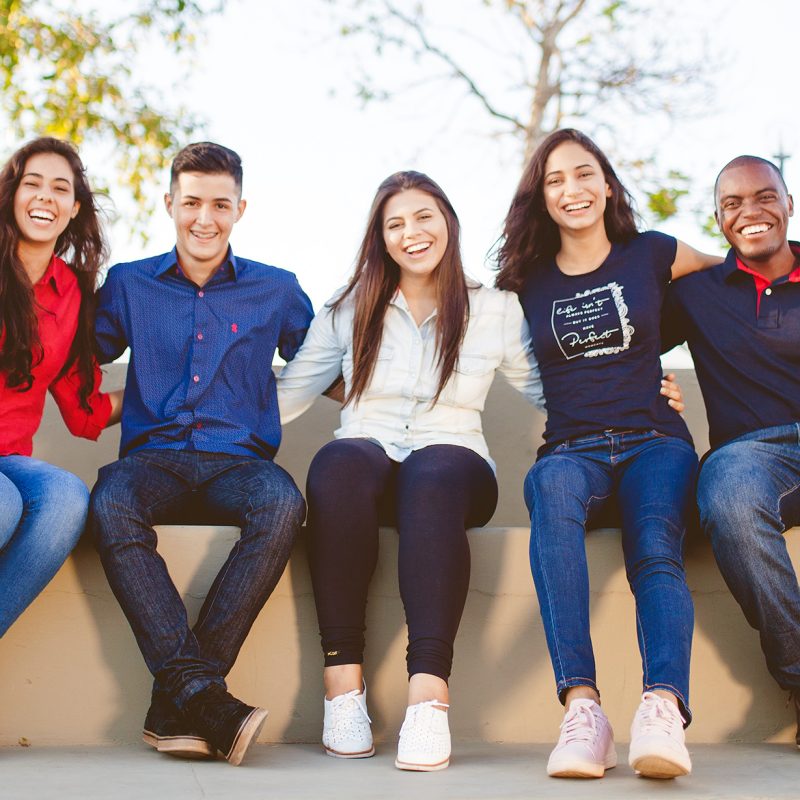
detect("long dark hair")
[332,171,469,406]
[496,128,638,292]
[0,137,108,408]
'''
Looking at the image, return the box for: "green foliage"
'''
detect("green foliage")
[0,0,223,239]
[647,171,690,221]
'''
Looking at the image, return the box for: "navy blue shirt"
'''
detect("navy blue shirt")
[96,247,314,459]
[663,243,800,450]
[518,231,691,452]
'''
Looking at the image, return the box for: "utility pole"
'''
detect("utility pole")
[773,143,791,176]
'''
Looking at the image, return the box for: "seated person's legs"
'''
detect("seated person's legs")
[524,445,616,778]
[306,438,393,759]
[697,428,800,693]
[395,444,497,691]
[0,457,89,636]
[616,436,697,720]
[393,444,497,772]
[92,449,303,764]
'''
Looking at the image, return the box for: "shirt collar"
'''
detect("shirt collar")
[154,246,239,282]
[725,240,800,284]
[40,254,68,296]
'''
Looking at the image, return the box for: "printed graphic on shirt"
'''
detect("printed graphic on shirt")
[551,282,634,359]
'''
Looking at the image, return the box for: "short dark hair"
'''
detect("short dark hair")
[170,141,243,194]
[714,155,787,206]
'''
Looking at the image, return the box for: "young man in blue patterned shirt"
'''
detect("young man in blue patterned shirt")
[91,142,314,766]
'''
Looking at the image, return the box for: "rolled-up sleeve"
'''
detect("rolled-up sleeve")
[49,359,112,440]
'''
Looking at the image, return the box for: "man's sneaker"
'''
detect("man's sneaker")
[547,698,617,778]
[142,690,215,759]
[628,692,691,778]
[395,700,451,771]
[185,684,268,766]
[322,684,374,758]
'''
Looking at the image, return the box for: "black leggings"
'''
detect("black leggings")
[306,439,498,682]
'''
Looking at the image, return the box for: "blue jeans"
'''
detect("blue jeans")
[0,456,89,636]
[90,449,305,708]
[697,423,800,692]
[524,430,697,720]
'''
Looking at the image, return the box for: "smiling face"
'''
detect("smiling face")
[382,188,448,285]
[715,161,794,265]
[165,171,245,278]
[542,141,612,236]
[13,152,80,250]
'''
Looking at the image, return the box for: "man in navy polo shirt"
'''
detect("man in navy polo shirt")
[663,155,800,747]
[90,142,313,765]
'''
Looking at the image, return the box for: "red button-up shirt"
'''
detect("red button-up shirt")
[0,255,111,456]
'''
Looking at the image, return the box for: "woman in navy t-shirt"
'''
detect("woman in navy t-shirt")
[496,129,718,781]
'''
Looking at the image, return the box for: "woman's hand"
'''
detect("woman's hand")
[661,373,685,413]
[105,389,124,427]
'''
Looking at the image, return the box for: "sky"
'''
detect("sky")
[87,0,800,363]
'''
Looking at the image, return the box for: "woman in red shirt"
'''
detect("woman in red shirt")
[0,137,120,636]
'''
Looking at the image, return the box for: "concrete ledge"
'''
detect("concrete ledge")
[1,524,797,746]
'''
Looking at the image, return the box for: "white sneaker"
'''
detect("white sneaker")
[628,692,691,778]
[322,683,374,758]
[547,698,617,778]
[395,700,451,771]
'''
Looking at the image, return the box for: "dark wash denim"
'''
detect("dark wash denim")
[697,423,800,692]
[90,450,305,707]
[524,430,697,720]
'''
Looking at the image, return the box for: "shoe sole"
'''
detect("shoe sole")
[324,744,376,759]
[630,753,690,779]
[142,730,215,759]
[394,756,450,772]
[548,755,617,779]
[225,707,269,766]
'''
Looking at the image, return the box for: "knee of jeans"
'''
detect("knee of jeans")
[697,452,767,533]
[40,471,90,529]
[0,486,24,544]
[89,480,141,549]
[627,553,686,587]
[524,457,582,515]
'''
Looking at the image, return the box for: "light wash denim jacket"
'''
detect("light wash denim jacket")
[278,283,544,471]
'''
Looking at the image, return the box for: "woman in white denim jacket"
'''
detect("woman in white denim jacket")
[278,171,548,773]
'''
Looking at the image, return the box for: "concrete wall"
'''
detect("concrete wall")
[0,366,797,746]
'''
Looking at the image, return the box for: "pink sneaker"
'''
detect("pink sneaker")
[628,692,691,778]
[547,698,617,778]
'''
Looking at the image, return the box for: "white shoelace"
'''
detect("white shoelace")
[635,693,682,734]
[330,688,372,723]
[559,704,597,744]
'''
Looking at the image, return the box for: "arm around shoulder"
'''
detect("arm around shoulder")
[497,291,546,411]
[278,300,348,424]
[670,240,723,281]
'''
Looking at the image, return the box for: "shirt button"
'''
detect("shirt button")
[765,288,772,296]
[198,291,205,298]
[197,332,203,340]
[193,375,200,383]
